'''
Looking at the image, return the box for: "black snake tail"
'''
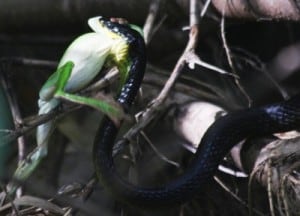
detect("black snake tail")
[93,18,300,207]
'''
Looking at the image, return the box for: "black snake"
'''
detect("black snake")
[93,17,300,207]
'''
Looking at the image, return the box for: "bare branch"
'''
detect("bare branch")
[220,10,252,107]
[214,176,265,216]
[114,0,201,151]
[143,0,164,44]
[140,131,180,168]
[0,70,26,198]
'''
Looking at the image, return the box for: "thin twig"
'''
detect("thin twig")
[248,159,271,216]
[231,48,289,100]
[149,14,167,41]
[140,131,180,168]
[248,164,259,216]
[2,65,122,144]
[143,73,222,102]
[0,57,58,147]
[143,0,164,44]
[115,0,200,150]
[0,57,57,69]
[3,103,81,144]
[0,64,24,147]
[0,66,27,198]
[84,67,119,93]
[280,172,291,216]
[220,7,252,107]
[278,160,300,216]
[146,64,243,108]
[200,0,212,18]
[267,158,276,216]
[0,185,20,215]
[0,62,26,199]
[214,176,265,216]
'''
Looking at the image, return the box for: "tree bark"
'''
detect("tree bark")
[211,0,300,21]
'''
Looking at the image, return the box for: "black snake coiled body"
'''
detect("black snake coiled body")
[93,19,300,207]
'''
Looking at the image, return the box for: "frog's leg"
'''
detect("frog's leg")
[53,61,124,125]
[11,63,74,192]
[10,61,123,194]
